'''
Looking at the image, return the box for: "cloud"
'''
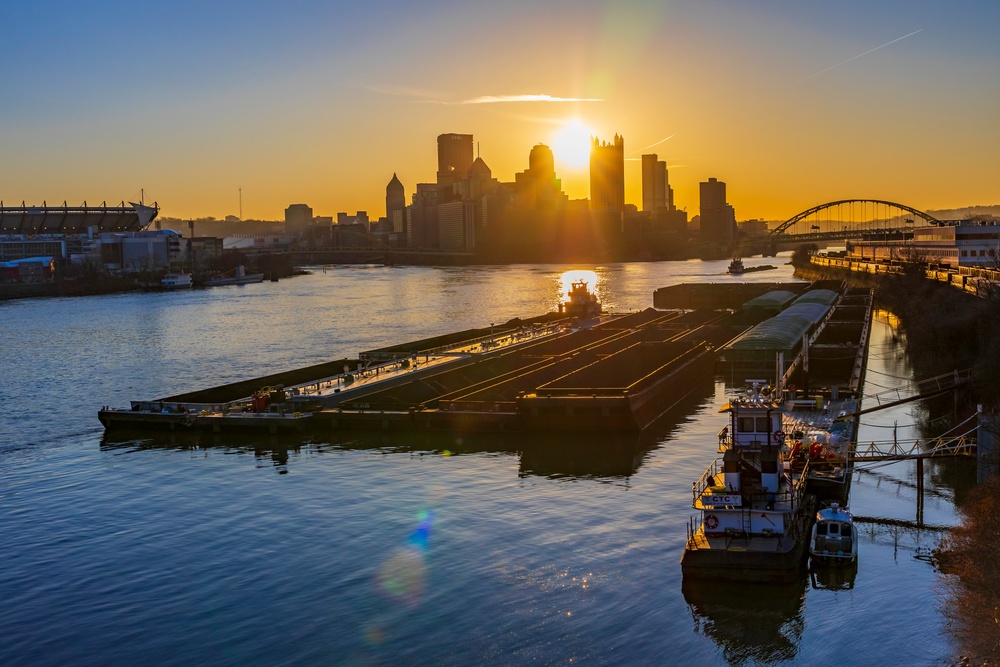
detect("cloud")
[366,86,603,106]
[459,94,604,105]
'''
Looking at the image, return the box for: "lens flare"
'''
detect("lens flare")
[374,510,434,607]
[551,118,594,171]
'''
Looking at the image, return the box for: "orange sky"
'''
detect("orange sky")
[1,3,997,223]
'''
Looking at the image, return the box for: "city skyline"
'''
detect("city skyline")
[1,2,998,222]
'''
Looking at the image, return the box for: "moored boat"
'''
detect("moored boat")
[681,381,816,583]
[205,265,264,287]
[809,503,857,564]
[161,273,193,289]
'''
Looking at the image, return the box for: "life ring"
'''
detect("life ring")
[704,514,719,530]
[773,430,786,443]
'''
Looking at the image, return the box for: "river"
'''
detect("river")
[0,258,975,665]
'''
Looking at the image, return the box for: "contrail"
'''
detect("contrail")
[797,29,924,83]
[638,135,674,152]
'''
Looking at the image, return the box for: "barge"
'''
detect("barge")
[99,281,872,448]
[100,306,758,435]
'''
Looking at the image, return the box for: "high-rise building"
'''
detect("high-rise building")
[699,177,735,242]
[285,203,313,236]
[437,133,474,188]
[515,144,566,208]
[642,154,669,212]
[386,173,405,234]
[590,135,625,213]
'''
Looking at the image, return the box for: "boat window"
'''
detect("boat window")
[829,523,840,535]
[756,417,770,433]
[816,523,828,535]
[737,417,755,432]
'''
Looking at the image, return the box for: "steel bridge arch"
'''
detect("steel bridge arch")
[770,199,942,235]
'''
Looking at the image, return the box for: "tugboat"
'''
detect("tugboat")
[727,257,777,275]
[681,381,816,583]
[559,280,602,319]
[809,503,857,564]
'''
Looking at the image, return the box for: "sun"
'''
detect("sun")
[551,118,594,171]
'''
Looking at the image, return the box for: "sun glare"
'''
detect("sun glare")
[551,119,594,171]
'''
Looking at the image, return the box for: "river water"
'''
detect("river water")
[0,258,975,665]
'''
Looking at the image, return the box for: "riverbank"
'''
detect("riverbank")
[796,259,1000,664]
[0,254,305,301]
[0,276,141,300]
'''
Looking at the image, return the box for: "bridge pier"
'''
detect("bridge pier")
[916,457,924,526]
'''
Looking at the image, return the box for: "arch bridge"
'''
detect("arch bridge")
[743,199,946,252]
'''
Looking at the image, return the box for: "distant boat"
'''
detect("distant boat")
[728,258,777,275]
[204,265,264,287]
[161,273,193,290]
[559,280,602,319]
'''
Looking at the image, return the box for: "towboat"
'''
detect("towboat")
[727,258,745,275]
[559,280,601,319]
[681,381,816,583]
[809,503,857,564]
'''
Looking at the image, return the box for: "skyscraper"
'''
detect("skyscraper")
[589,134,625,213]
[436,133,474,188]
[385,173,405,234]
[642,154,669,212]
[515,144,565,208]
[699,177,735,242]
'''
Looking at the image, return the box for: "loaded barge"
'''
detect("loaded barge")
[99,280,870,464]
[99,305,757,435]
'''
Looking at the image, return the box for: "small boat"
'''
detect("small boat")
[204,265,264,287]
[161,273,193,289]
[809,503,857,564]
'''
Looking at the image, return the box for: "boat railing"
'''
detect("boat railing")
[691,459,723,503]
[717,426,732,450]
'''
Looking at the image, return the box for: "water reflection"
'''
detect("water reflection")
[809,561,858,590]
[100,429,654,479]
[683,575,808,665]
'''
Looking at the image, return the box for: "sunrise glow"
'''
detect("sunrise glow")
[551,119,595,172]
